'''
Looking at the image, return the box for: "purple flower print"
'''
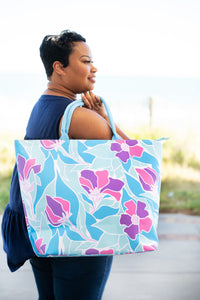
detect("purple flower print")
[17,155,41,183]
[45,195,71,227]
[136,167,158,192]
[17,155,41,220]
[79,170,124,212]
[35,238,46,255]
[40,140,64,150]
[85,248,114,255]
[120,200,152,240]
[111,140,143,163]
[45,195,96,242]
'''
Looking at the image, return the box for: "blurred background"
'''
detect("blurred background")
[0,1,200,299]
[0,0,200,215]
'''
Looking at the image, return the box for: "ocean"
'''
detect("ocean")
[0,73,199,136]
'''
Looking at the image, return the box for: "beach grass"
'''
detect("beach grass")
[0,129,200,215]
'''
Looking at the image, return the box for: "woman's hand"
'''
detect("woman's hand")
[81,91,129,140]
[81,91,107,119]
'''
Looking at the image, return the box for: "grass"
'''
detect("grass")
[161,178,200,215]
[160,161,200,215]
[0,129,200,215]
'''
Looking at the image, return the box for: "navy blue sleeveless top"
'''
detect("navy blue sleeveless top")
[1,95,73,272]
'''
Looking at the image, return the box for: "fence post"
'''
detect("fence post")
[149,97,153,129]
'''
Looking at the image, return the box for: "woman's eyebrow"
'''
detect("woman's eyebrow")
[80,55,91,59]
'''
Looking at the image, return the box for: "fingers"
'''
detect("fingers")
[93,93,102,108]
[81,92,92,109]
[81,91,102,110]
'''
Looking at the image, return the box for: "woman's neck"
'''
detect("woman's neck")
[44,82,77,101]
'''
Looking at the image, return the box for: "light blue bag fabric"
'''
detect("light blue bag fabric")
[15,98,164,257]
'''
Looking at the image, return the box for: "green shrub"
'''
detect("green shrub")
[172,149,185,165]
[187,156,200,170]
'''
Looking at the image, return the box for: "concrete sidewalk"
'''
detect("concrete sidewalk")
[1,213,200,300]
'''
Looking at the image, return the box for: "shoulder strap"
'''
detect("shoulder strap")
[60,98,119,140]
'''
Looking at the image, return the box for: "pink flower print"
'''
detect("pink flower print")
[120,200,152,240]
[17,155,41,183]
[111,140,143,163]
[136,167,158,192]
[40,139,87,164]
[85,248,114,255]
[35,238,46,255]
[143,244,158,252]
[40,140,64,150]
[79,170,124,212]
[45,195,71,227]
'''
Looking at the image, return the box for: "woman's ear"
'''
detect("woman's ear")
[53,61,65,75]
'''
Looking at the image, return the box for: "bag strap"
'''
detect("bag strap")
[60,97,119,140]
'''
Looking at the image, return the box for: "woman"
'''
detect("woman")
[2,30,128,300]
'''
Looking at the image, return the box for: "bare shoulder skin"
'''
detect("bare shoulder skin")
[59,106,112,139]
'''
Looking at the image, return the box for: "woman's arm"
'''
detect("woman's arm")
[59,91,129,140]
[59,106,112,139]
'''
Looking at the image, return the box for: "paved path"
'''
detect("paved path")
[1,213,200,300]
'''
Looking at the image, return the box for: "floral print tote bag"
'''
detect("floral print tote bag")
[15,98,164,257]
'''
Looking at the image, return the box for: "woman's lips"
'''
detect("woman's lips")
[88,76,96,83]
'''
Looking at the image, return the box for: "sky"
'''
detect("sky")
[1,0,200,77]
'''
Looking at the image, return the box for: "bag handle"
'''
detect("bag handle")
[60,97,119,140]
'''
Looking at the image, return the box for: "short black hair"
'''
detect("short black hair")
[40,30,86,78]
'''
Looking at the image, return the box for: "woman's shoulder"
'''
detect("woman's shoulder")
[65,106,112,140]
[35,95,72,111]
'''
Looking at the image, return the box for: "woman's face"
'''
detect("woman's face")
[63,42,97,94]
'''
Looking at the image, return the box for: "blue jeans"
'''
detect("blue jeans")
[30,256,113,300]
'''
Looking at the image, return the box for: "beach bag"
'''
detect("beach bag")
[15,98,164,257]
